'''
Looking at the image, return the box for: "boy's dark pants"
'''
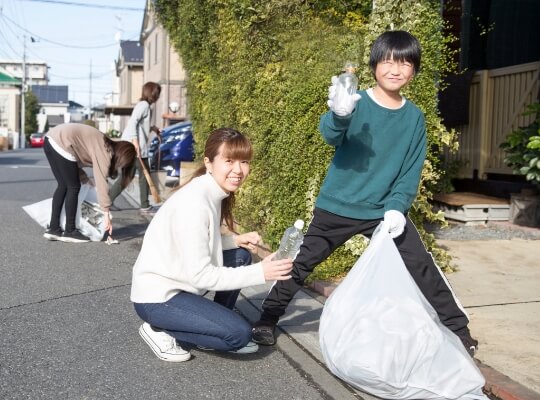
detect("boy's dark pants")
[260,207,469,333]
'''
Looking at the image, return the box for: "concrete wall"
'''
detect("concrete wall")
[0,88,20,133]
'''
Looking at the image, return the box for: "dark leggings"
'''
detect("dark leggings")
[43,138,81,232]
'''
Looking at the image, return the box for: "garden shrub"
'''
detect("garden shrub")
[155,0,459,278]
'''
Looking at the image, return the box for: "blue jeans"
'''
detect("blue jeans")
[134,248,253,351]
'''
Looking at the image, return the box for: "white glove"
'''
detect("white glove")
[327,75,361,117]
[382,210,406,239]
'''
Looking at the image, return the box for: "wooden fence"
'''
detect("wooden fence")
[446,61,539,179]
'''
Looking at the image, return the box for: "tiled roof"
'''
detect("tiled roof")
[68,100,84,109]
[31,85,68,104]
[120,40,144,64]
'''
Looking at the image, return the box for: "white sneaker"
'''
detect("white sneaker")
[138,323,191,362]
[197,340,259,354]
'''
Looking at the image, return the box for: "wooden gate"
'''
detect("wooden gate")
[447,61,539,179]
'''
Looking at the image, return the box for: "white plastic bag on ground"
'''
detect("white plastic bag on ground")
[23,184,105,242]
[319,224,488,400]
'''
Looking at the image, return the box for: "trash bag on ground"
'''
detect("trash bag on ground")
[319,224,488,400]
[22,184,106,242]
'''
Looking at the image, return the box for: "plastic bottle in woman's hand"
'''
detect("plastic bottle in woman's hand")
[273,220,305,261]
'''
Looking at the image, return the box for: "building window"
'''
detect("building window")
[154,33,158,65]
[0,95,8,127]
[147,42,151,70]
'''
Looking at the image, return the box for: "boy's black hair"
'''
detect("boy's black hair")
[369,30,421,74]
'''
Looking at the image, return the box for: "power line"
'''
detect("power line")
[1,13,121,49]
[24,46,111,68]
[49,69,113,80]
[0,26,22,58]
[16,0,144,12]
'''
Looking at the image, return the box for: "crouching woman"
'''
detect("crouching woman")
[130,128,293,362]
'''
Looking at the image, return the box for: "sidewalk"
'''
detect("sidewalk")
[122,180,540,400]
[248,239,540,400]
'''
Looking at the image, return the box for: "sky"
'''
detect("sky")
[0,0,147,107]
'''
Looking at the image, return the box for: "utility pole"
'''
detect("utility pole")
[88,59,92,119]
[20,34,27,148]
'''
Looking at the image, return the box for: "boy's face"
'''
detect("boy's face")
[374,56,415,94]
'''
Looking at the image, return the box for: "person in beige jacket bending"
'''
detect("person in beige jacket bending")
[43,123,136,243]
[131,128,293,362]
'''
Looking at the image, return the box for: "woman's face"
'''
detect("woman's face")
[204,143,250,193]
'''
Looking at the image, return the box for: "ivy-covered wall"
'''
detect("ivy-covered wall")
[155,0,458,279]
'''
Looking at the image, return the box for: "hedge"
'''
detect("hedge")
[155,0,459,279]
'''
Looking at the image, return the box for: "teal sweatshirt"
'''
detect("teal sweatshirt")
[316,89,426,220]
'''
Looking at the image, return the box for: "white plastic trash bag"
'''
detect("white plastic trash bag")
[319,224,488,400]
[22,184,106,242]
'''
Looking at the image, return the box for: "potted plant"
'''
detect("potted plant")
[500,102,540,227]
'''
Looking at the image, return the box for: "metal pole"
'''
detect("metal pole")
[89,59,92,119]
[21,34,26,148]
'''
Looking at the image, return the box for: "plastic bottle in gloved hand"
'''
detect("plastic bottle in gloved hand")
[338,61,359,95]
[274,220,305,261]
[328,62,361,116]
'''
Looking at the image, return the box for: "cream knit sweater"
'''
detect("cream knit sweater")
[130,173,265,303]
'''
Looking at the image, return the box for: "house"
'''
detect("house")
[434,0,540,226]
[139,0,188,127]
[68,100,85,123]
[103,40,144,133]
[116,40,144,107]
[0,71,21,150]
[31,85,69,132]
[440,0,539,197]
[0,60,49,86]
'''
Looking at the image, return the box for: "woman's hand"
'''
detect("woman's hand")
[234,231,261,252]
[104,212,113,235]
[132,139,141,159]
[261,253,293,281]
[151,126,161,136]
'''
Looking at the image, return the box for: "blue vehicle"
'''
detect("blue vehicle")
[149,121,195,177]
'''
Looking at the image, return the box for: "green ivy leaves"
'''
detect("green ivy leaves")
[501,103,540,185]
[155,0,460,276]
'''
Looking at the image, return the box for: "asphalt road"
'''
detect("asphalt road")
[0,148,361,400]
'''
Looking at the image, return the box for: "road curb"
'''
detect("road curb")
[476,360,540,400]
[121,183,539,399]
[308,279,540,400]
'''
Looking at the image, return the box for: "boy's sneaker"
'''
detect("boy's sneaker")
[60,230,91,243]
[140,206,158,216]
[197,341,259,354]
[456,329,479,357]
[43,227,63,241]
[139,323,191,362]
[252,320,276,346]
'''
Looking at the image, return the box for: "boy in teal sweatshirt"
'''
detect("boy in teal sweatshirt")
[253,30,478,357]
